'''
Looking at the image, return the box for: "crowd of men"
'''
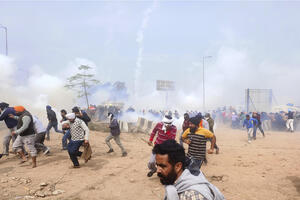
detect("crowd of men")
[0,102,227,199]
[0,102,126,168]
[214,109,299,132]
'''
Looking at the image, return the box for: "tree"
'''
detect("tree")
[65,65,100,108]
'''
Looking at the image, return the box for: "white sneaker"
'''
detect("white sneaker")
[248,140,251,144]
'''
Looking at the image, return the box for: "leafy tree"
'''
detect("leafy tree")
[65,65,100,108]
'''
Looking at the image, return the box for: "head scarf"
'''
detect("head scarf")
[66,113,76,120]
[189,117,200,126]
[14,106,25,113]
[162,115,173,124]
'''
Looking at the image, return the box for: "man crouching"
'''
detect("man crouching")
[153,140,225,200]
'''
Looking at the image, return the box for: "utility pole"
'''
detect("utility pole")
[0,24,8,56]
[202,56,212,112]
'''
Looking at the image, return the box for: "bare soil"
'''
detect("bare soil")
[0,128,299,200]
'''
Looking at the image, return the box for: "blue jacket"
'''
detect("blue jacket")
[243,118,258,129]
[0,107,18,128]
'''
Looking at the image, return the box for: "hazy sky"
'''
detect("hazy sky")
[0,0,299,110]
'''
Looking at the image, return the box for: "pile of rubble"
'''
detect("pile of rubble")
[1,175,65,199]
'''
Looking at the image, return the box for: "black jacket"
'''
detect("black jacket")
[109,118,120,136]
[47,109,58,123]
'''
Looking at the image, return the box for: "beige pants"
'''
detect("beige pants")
[13,134,37,157]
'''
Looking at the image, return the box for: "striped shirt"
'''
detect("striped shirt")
[149,122,177,145]
[182,128,214,160]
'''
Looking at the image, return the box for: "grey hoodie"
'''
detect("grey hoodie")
[164,169,225,200]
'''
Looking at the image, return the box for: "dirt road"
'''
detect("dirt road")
[0,128,299,200]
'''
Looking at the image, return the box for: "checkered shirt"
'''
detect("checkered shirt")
[179,190,204,200]
[70,118,87,141]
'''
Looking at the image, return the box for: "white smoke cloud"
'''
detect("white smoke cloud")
[134,0,159,99]
[0,54,82,122]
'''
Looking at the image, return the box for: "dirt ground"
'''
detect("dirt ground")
[0,127,299,200]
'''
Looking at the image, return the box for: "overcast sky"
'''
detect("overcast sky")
[0,0,299,110]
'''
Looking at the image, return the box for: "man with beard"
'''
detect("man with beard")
[154,139,225,200]
[182,117,216,173]
[11,106,37,168]
[147,115,177,177]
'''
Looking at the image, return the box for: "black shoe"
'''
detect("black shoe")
[0,154,2,159]
[107,149,114,153]
[122,152,127,157]
[147,171,155,177]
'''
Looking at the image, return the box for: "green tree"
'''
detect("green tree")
[65,65,100,108]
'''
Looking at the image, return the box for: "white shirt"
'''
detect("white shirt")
[33,116,46,134]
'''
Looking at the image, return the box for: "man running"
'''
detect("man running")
[252,112,265,139]
[182,117,216,173]
[46,105,63,140]
[243,114,258,143]
[180,113,190,146]
[11,106,38,168]
[147,115,177,177]
[0,102,20,156]
[205,113,220,154]
[66,113,90,168]
[105,112,127,157]
[33,116,50,155]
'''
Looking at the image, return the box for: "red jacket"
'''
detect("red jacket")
[149,122,177,145]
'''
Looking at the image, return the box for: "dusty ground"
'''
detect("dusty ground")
[0,127,300,200]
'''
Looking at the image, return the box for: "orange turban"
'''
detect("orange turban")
[14,106,25,113]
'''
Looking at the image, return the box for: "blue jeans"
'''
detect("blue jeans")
[46,121,63,139]
[253,124,265,138]
[62,130,71,149]
[67,140,83,166]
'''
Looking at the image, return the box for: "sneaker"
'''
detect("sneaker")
[43,147,50,155]
[107,149,114,153]
[122,152,127,157]
[248,140,251,144]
